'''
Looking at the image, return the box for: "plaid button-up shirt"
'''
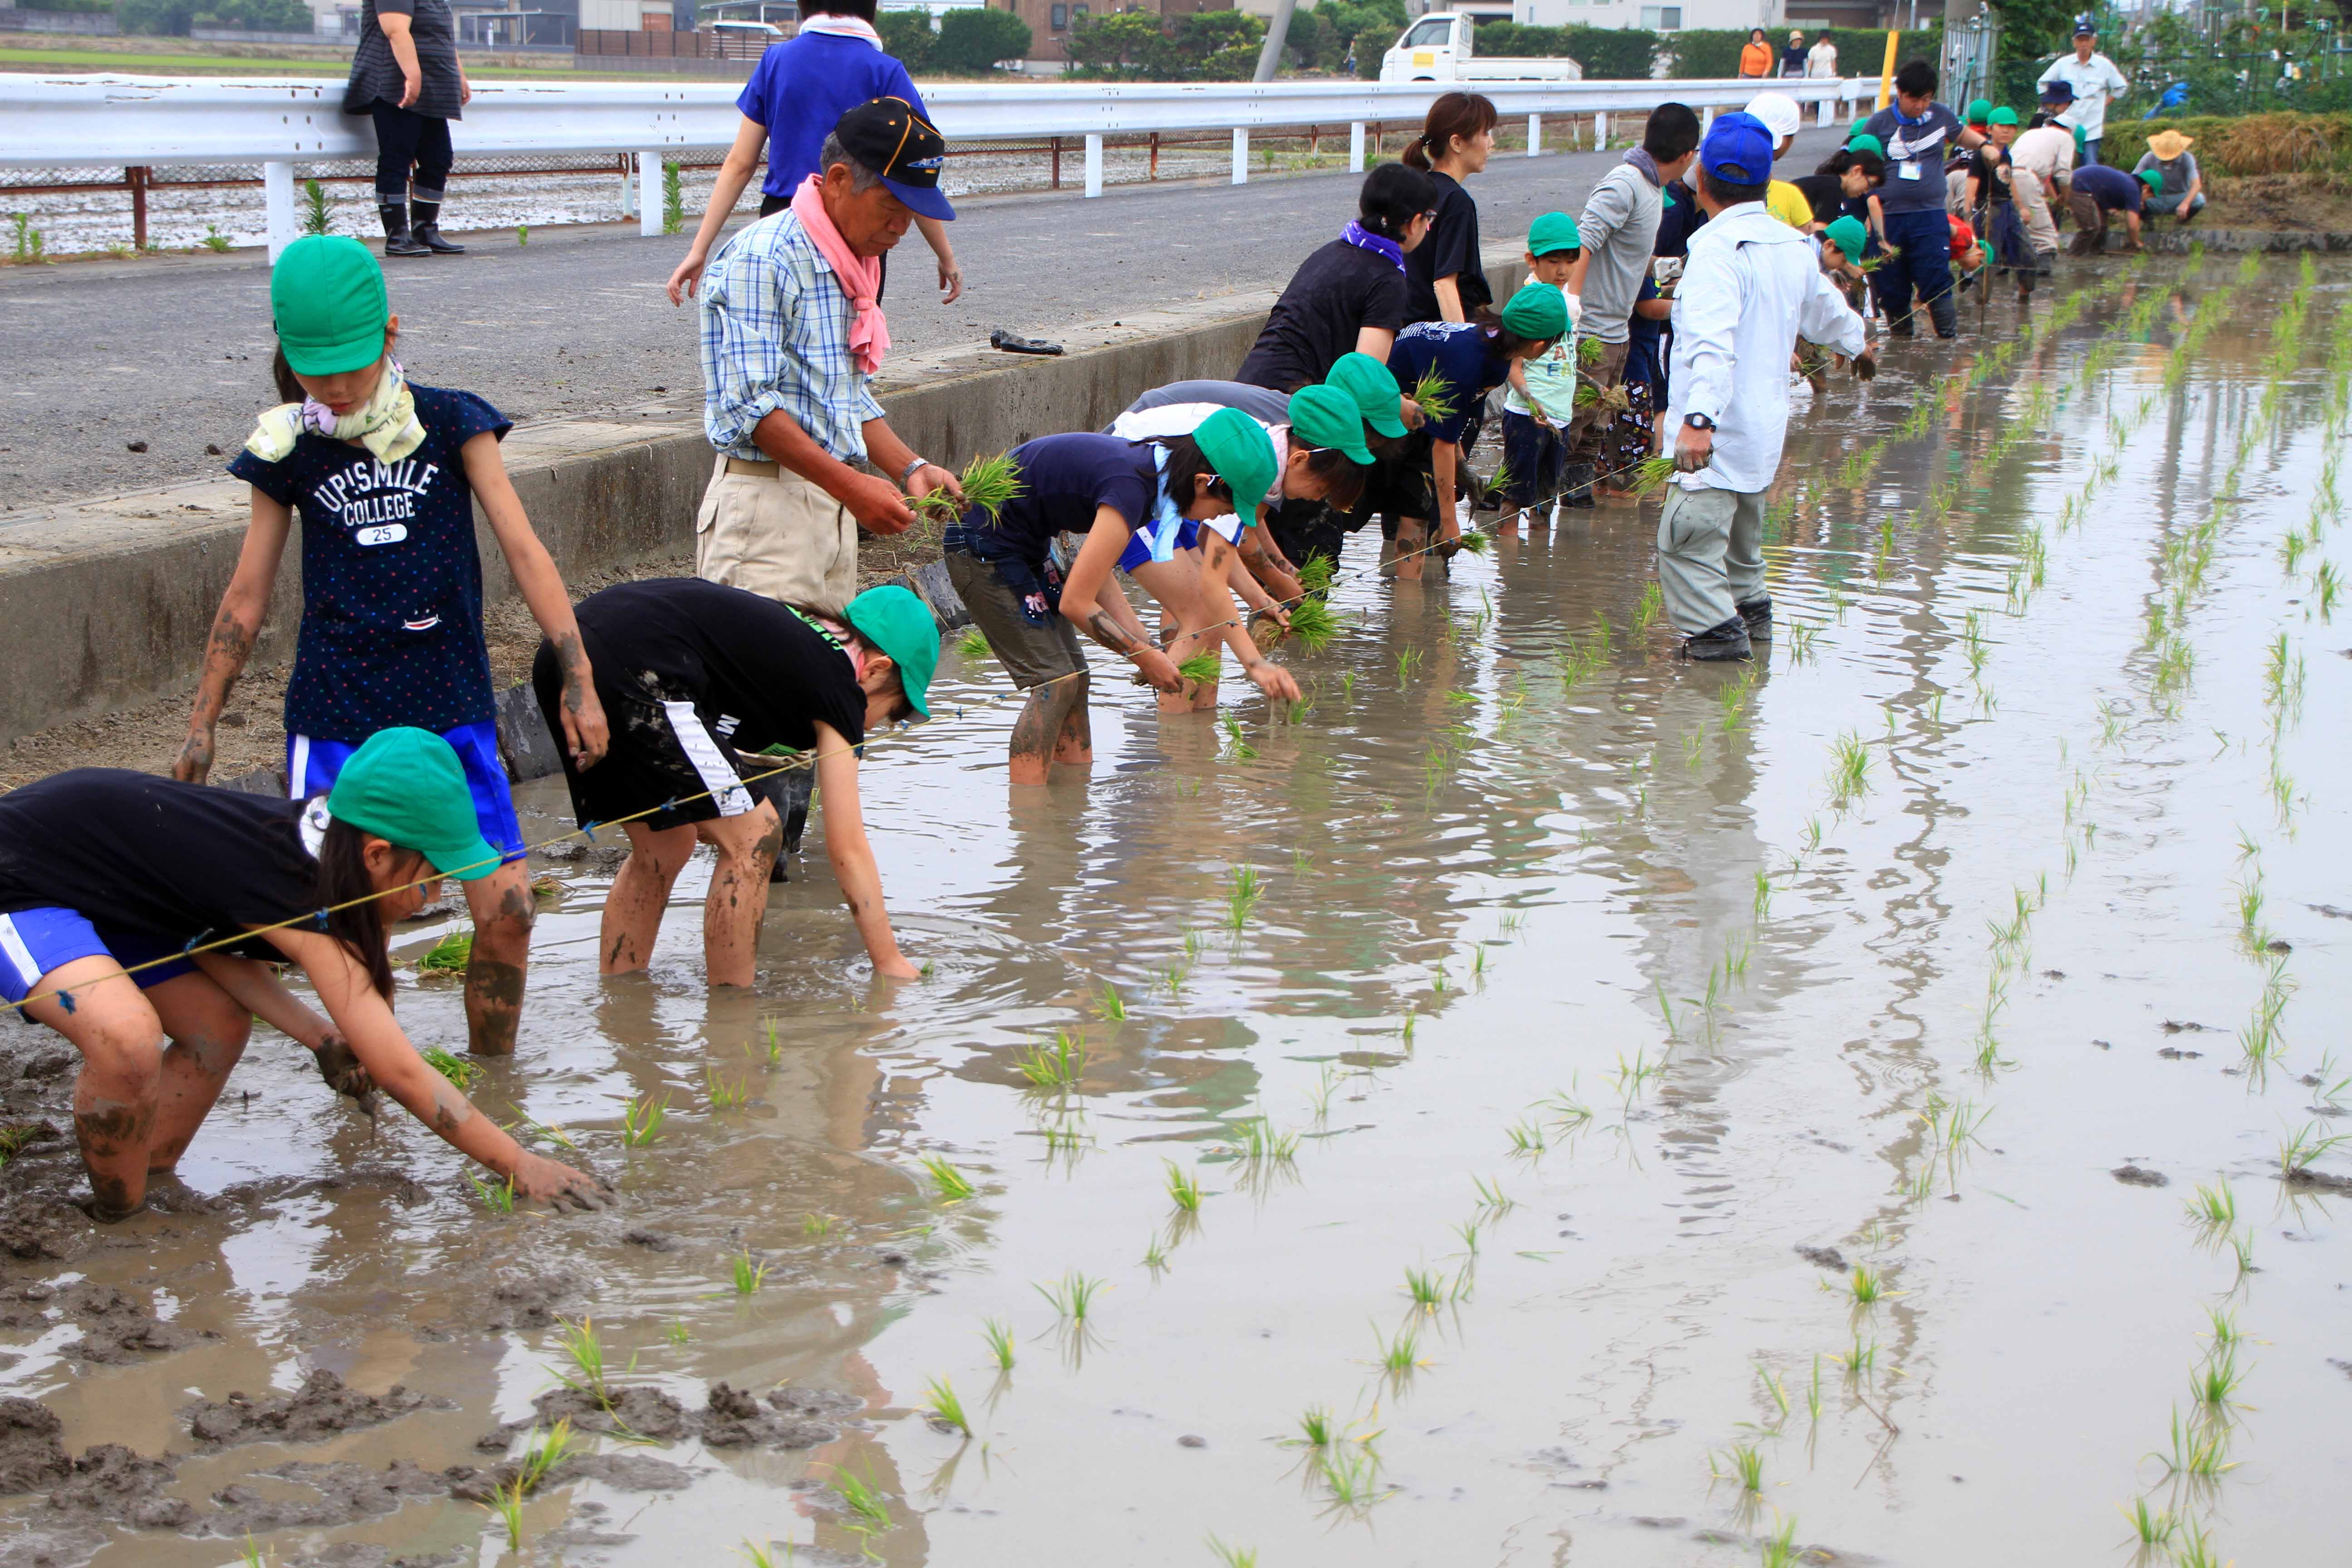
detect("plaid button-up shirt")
[698,209,884,466]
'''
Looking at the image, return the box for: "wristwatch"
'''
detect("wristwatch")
[898,455,932,489]
[1684,412,1717,431]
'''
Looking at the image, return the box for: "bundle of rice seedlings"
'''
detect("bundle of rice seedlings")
[1286,596,1340,651]
[1632,455,1679,495]
[1297,553,1337,594]
[912,451,1024,526]
[1454,529,1493,555]
[417,931,472,975]
[1176,652,1222,687]
[1410,368,1458,426]
[1578,335,1604,366]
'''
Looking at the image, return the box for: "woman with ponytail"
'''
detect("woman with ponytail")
[1400,91,1499,327]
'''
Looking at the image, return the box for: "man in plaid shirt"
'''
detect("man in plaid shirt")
[695,98,959,616]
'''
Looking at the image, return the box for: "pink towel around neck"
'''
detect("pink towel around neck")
[790,172,889,375]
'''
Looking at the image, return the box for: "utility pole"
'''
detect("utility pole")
[1254,0,1300,82]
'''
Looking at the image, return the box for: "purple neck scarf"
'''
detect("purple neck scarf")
[1341,220,1406,273]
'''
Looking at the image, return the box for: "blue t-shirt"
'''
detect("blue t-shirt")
[737,34,929,203]
[2070,162,2144,213]
[1862,101,1966,214]
[227,384,507,742]
[1387,322,1512,445]
[944,433,1156,568]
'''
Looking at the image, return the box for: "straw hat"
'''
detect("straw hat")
[2146,129,2195,160]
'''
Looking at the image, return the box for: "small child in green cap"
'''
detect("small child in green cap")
[178,234,609,1058]
[1497,213,1584,529]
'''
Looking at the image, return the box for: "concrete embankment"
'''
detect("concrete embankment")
[2,244,1510,745]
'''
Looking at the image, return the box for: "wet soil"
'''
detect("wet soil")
[4,256,2352,1566]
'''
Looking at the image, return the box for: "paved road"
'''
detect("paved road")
[1,127,1851,506]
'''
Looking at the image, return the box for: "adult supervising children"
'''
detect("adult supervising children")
[176,235,608,1060]
[2010,108,2076,265]
[2038,19,2130,166]
[1236,162,1438,390]
[1659,113,1870,662]
[0,730,612,1220]
[942,412,1300,785]
[1858,61,1985,339]
[532,578,935,986]
[1566,103,1701,500]
[695,99,963,617]
[665,0,962,307]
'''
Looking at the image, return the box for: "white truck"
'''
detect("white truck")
[1379,13,1584,85]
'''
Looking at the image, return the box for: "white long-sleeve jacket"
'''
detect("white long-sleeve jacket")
[1662,203,1866,496]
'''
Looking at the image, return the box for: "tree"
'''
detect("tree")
[1175,6,1262,79]
[117,0,197,34]
[200,0,315,29]
[933,5,1032,72]
[877,10,937,72]
[1066,10,1173,78]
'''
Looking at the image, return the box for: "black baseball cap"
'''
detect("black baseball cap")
[832,97,955,222]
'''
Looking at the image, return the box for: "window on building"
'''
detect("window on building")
[1640,4,1680,27]
[1051,2,1067,27]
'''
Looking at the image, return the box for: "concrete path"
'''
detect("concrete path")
[0,127,1852,506]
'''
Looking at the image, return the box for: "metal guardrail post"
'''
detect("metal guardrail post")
[637,150,661,237]
[1231,127,1247,186]
[127,166,148,252]
[1349,120,1365,173]
[1149,131,1159,181]
[263,158,296,261]
[1527,112,1541,155]
[618,152,636,219]
[1083,131,1102,198]
[1595,110,1607,149]
[1050,136,1061,192]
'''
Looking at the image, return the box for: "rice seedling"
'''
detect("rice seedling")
[2228,1229,2256,1282]
[1176,651,1222,689]
[1829,1332,1876,1376]
[1610,1046,1662,1097]
[2187,1345,2249,1413]
[1539,1088,1593,1132]
[622,1091,668,1147]
[1142,1232,1171,1273]
[923,1375,971,1436]
[2315,559,2342,620]
[1231,1115,1298,1166]
[707,1068,749,1111]
[802,1211,837,1237]
[1404,1265,1446,1312]
[2203,1305,2242,1352]
[1395,646,1422,683]
[1472,1175,1514,1213]
[666,1320,689,1346]
[1759,1513,1802,1568]
[481,1476,526,1549]
[1225,864,1264,930]
[2149,1406,2238,1480]
[921,1155,976,1202]
[1633,581,1664,634]
[2117,1495,2177,1549]
[1711,1441,1764,1493]
[1454,526,1493,555]
[1318,1445,1392,1509]
[978,1317,1018,1372]
[550,1316,614,1407]
[468,1173,517,1215]
[421,1045,481,1090]
[1409,367,1458,425]
[1372,1321,1425,1378]
[1298,552,1337,594]
[1805,1357,1823,1426]
[911,450,1024,527]
[2171,1526,2228,1568]
[1285,595,1340,652]
[1217,711,1259,763]
[1632,455,1678,496]
[728,1249,770,1295]
[1206,1537,1259,1568]
[956,627,990,660]
[1450,1218,1480,1255]
[1294,1406,1335,1447]
[1756,1364,1789,1426]
[738,1540,791,1568]
[763,1017,782,1065]
[1034,1271,1108,1320]
[514,1417,575,1495]
[1165,1160,1203,1213]
[827,1464,893,1531]
[2278,1120,2349,1179]
[1014,1029,1088,1093]
[2183,1180,2237,1230]
[1848,1265,1885,1305]
[417,930,473,975]
[1827,730,1870,806]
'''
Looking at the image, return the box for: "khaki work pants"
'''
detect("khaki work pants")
[2014,174,2061,255]
[694,455,859,615]
[1657,484,1767,635]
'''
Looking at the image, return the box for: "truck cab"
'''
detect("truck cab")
[1380,13,1583,85]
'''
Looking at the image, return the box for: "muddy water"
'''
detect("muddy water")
[5,257,2350,1566]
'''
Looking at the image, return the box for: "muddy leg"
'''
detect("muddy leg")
[141,970,253,1171]
[461,860,535,1056]
[602,821,696,974]
[698,802,782,987]
[1392,517,1430,581]
[1051,672,1093,767]
[25,958,164,1219]
[1010,676,1087,786]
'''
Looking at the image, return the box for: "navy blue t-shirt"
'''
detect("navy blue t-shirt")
[2070,162,2144,213]
[943,433,1157,568]
[1387,322,1512,445]
[1862,101,1966,214]
[227,384,507,742]
[737,34,928,203]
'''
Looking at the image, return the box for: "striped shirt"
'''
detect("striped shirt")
[698,209,885,466]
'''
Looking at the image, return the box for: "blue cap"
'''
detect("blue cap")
[2041,78,2076,102]
[1700,112,1776,186]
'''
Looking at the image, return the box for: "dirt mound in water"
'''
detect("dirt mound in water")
[185,1369,451,1450]
[54,1281,216,1365]
[44,1443,193,1530]
[0,1397,73,1495]
[477,1380,863,1451]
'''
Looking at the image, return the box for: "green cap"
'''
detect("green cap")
[327,727,502,882]
[270,235,390,378]
[1284,383,1375,466]
[1325,352,1407,439]
[2136,168,2164,191]
[1965,97,1993,124]
[1989,106,2020,126]
[844,583,939,720]
[1500,282,1569,342]
[1193,407,1279,521]
[1527,210,1582,256]
[1846,132,1885,159]
[1823,215,1868,261]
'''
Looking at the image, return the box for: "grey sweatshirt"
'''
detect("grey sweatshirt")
[1575,155,1665,345]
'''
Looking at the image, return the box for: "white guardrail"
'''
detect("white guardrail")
[0,72,1877,258]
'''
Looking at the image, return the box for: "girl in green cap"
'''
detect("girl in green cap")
[530,578,933,986]
[176,233,610,1061]
[942,415,1302,785]
[0,729,611,1220]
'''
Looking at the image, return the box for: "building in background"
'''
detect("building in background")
[1503,0,1784,31]
[995,0,1232,66]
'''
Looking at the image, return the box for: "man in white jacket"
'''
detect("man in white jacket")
[1659,113,1872,662]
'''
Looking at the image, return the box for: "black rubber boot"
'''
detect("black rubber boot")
[378,202,429,258]
[1680,615,1754,662]
[1929,292,1959,340]
[1736,595,1773,639]
[1560,460,1597,509]
[410,200,465,254]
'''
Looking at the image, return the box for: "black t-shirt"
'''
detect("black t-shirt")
[1236,238,1410,392]
[1969,147,2012,206]
[227,385,509,742]
[572,579,867,757]
[1790,174,1843,226]
[344,0,464,119]
[1404,172,1490,325]
[943,433,1157,568]
[0,771,321,957]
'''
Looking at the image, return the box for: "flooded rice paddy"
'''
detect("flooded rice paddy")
[5,254,2352,1567]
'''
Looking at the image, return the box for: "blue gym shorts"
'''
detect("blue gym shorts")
[288,720,526,865]
[0,906,193,1017]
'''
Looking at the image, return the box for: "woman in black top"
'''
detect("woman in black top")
[0,730,609,1220]
[1400,92,1497,326]
[343,0,470,257]
[1236,162,1436,392]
